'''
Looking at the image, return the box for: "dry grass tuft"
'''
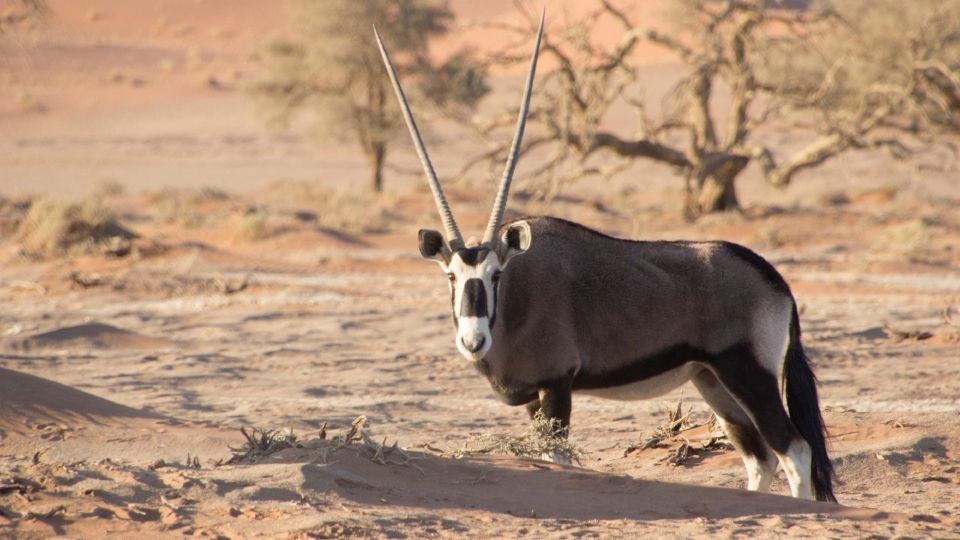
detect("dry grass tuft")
[263,181,401,234]
[819,190,850,207]
[623,397,732,465]
[756,226,784,249]
[149,187,233,227]
[15,91,45,113]
[224,417,423,472]
[235,209,271,241]
[456,411,586,465]
[0,195,33,236]
[142,184,402,235]
[226,427,300,464]
[14,197,136,257]
[883,324,934,342]
[89,178,125,198]
[851,185,899,206]
[878,220,932,258]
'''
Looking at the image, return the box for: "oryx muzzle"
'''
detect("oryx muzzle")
[374,12,836,503]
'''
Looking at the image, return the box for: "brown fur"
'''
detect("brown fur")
[484,216,788,387]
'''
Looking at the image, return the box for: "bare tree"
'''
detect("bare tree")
[0,0,45,32]
[248,0,488,193]
[467,0,960,215]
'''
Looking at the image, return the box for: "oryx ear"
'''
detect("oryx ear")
[419,229,452,264]
[497,221,532,263]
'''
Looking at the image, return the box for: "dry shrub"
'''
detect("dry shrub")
[225,417,423,471]
[235,209,270,241]
[0,195,32,236]
[851,185,899,206]
[15,91,45,113]
[88,178,124,198]
[818,190,850,207]
[15,197,135,257]
[457,411,586,465]
[226,427,300,464]
[263,180,400,234]
[149,187,232,227]
[756,226,784,249]
[622,396,731,462]
[879,220,932,258]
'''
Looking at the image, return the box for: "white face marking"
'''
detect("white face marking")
[439,249,504,362]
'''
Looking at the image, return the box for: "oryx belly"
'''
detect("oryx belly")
[575,363,702,401]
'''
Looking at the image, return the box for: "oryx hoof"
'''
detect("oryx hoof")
[541,452,571,465]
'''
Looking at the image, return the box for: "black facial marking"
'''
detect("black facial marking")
[460,278,488,318]
[449,281,458,329]
[457,247,490,267]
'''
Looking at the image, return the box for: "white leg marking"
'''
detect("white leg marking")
[741,452,779,492]
[778,438,813,500]
[715,416,778,492]
[541,452,571,465]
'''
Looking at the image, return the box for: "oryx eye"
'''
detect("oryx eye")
[492,271,502,282]
[447,274,456,283]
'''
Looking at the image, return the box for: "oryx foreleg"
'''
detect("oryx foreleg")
[533,375,573,464]
[525,398,542,420]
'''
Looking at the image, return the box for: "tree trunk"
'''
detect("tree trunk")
[367,143,386,193]
[695,173,739,213]
[686,155,748,216]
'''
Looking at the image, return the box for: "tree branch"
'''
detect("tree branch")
[755,132,849,187]
[591,132,692,168]
[0,0,46,30]
[643,28,697,63]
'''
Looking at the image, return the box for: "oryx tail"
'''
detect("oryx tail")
[784,304,836,502]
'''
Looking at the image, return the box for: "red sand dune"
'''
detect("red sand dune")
[0,366,166,436]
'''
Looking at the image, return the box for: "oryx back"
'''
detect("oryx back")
[484,216,792,393]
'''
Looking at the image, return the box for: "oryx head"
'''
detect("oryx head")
[375,14,543,361]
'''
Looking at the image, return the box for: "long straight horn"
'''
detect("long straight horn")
[374,25,464,250]
[482,10,544,246]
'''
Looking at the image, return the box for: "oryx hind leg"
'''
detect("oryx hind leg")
[707,343,814,500]
[692,370,778,492]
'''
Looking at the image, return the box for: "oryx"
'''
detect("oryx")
[374,14,836,502]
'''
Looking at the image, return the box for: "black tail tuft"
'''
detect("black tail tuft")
[783,304,836,503]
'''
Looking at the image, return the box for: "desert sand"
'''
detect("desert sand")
[2,1,960,538]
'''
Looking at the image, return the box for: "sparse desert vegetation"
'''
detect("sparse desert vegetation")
[13,196,134,257]
[1,0,960,539]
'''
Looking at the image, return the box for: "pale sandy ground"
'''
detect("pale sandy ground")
[2,1,960,539]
